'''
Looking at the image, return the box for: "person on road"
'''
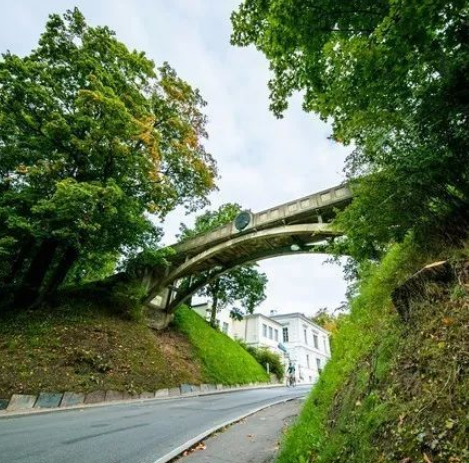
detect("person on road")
[287,362,296,387]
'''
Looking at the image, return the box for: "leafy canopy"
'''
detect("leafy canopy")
[232,0,469,259]
[0,8,217,301]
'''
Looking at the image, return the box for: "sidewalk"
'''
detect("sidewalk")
[176,399,302,463]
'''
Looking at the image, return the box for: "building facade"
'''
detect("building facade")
[231,313,284,356]
[270,312,331,384]
[192,304,331,385]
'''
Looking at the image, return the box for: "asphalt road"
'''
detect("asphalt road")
[0,386,310,463]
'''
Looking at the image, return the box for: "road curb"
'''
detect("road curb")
[151,393,307,463]
[0,383,285,420]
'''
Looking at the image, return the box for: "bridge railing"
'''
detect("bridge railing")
[174,183,352,254]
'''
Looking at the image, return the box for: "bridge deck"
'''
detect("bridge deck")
[172,183,352,260]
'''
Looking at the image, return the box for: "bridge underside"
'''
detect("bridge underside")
[146,223,342,311]
[170,223,339,279]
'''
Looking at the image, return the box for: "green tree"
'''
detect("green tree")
[310,308,336,330]
[0,8,217,307]
[199,264,268,327]
[179,203,268,326]
[310,305,348,337]
[231,1,469,259]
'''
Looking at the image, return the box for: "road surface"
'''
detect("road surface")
[0,386,310,463]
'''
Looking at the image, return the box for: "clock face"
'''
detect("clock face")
[234,211,251,231]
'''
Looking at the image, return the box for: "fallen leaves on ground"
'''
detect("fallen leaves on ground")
[181,441,206,457]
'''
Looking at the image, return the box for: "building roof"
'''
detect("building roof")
[270,312,330,335]
[191,302,209,309]
[244,312,283,327]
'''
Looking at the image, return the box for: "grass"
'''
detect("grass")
[0,299,267,398]
[172,306,269,385]
[276,237,451,463]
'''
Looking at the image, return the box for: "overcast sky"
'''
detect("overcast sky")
[0,1,349,316]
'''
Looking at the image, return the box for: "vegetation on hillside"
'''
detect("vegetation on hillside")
[0,299,201,398]
[0,300,269,398]
[173,307,269,385]
[277,241,469,463]
[237,340,285,381]
[0,8,217,309]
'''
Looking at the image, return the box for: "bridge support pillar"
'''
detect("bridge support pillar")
[145,286,176,330]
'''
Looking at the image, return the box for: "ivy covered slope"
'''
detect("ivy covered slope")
[173,306,269,385]
[0,301,267,398]
[277,240,469,463]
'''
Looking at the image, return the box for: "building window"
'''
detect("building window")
[313,333,319,349]
[323,336,328,353]
[222,322,229,334]
[316,358,321,370]
[283,327,289,342]
[274,329,278,341]
[268,326,273,339]
[304,327,308,344]
[306,354,310,368]
[262,324,267,337]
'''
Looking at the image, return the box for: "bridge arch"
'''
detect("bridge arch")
[147,223,342,311]
[164,246,338,312]
[142,183,352,324]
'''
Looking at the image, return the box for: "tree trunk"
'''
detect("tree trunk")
[3,238,34,284]
[40,246,79,300]
[209,279,220,327]
[14,239,59,307]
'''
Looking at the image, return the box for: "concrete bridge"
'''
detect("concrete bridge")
[141,183,353,328]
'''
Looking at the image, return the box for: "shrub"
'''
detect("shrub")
[105,280,147,322]
[237,340,284,380]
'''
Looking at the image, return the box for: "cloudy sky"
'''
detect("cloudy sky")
[0,1,350,316]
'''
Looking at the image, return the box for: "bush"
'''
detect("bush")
[100,280,146,322]
[237,340,284,380]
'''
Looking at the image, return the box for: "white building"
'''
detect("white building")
[270,312,331,384]
[232,313,284,356]
[191,304,332,385]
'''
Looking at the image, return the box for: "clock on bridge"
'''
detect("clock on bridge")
[234,211,252,231]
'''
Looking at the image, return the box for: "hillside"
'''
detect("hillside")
[0,301,268,399]
[277,241,469,463]
[173,307,269,385]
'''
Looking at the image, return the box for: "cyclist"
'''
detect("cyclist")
[287,362,296,387]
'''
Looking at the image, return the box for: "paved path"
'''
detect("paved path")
[0,386,310,463]
[178,399,302,463]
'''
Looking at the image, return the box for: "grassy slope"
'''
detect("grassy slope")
[173,307,269,385]
[0,301,267,399]
[277,239,469,463]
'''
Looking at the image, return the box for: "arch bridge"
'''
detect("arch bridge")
[141,183,353,326]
